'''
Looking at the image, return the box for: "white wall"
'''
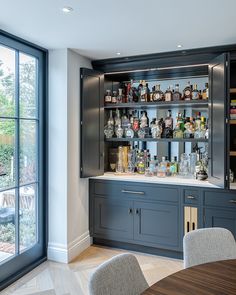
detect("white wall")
[48,49,92,263]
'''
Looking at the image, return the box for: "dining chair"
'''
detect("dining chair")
[88,253,149,295]
[183,227,236,268]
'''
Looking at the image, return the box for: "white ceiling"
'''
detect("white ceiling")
[0,0,236,60]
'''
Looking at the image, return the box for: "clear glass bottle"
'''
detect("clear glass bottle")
[183,81,192,100]
[125,123,134,138]
[194,112,201,138]
[172,84,182,101]
[164,86,173,101]
[115,124,124,138]
[107,110,114,127]
[132,117,140,136]
[179,153,190,177]
[151,119,162,138]
[184,118,194,138]
[149,155,158,176]
[126,149,135,174]
[157,156,168,177]
[136,150,145,174]
[116,146,124,174]
[104,122,114,139]
[121,111,129,130]
[170,156,178,176]
[162,110,173,138]
[117,88,123,103]
[202,82,209,100]
[192,84,200,100]
[140,80,147,102]
[140,112,148,128]
[200,116,206,138]
[153,84,164,101]
[104,89,112,103]
[111,90,117,104]
[115,109,121,131]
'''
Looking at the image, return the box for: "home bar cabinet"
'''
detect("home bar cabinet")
[81,45,236,258]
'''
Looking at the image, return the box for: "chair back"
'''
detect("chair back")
[183,227,236,268]
[89,253,148,295]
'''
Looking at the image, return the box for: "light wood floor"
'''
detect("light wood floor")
[1,245,183,295]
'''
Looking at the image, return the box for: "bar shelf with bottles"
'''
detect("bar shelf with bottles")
[104,77,209,180]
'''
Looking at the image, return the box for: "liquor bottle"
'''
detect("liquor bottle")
[146,83,150,102]
[202,83,209,100]
[192,84,200,100]
[140,80,147,102]
[121,110,129,129]
[115,124,124,138]
[170,156,178,176]
[157,156,168,177]
[104,90,112,103]
[162,110,173,138]
[183,81,192,100]
[132,80,139,102]
[149,155,158,176]
[172,84,182,101]
[140,111,148,129]
[115,109,121,131]
[153,84,164,101]
[117,88,123,103]
[125,123,134,138]
[177,112,185,132]
[173,122,183,138]
[184,117,194,138]
[111,91,117,104]
[164,86,173,101]
[136,150,145,174]
[107,110,114,127]
[200,116,206,138]
[150,86,155,102]
[194,112,201,138]
[126,82,132,103]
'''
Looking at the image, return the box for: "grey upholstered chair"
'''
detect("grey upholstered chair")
[89,253,149,295]
[183,227,236,268]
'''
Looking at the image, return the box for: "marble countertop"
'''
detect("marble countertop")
[91,172,219,188]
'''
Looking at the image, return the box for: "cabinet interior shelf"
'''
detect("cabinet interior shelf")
[105,137,208,143]
[104,100,208,109]
[230,151,236,156]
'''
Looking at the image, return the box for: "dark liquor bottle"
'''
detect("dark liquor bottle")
[153,84,164,101]
[104,89,112,103]
[183,81,192,100]
[172,84,182,101]
[146,83,150,102]
[111,91,117,104]
[192,84,200,100]
[132,80,139,102]
[164,86,173,101]
[162,110,173,138]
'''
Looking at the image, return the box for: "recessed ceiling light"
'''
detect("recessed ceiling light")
[62,6,73,13]
[116,52,121,56]
[177,44,183,48]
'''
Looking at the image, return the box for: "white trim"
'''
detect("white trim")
[68,231,92,262]
[47,242,68,263]
[47,232,92,263]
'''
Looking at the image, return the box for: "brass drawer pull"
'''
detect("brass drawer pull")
[121,190,145,195]
[186,195,196,199]
[229,200,236,204]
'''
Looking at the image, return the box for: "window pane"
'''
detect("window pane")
[19,53,37,118]
[0,119,16,190]
[20,120,37,185]
[19,184,37,252]
[0,46,15,117]
[0,189,16,263]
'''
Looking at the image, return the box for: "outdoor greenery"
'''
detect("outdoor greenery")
[0,209,36,248]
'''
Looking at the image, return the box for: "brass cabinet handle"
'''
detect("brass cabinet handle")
[121,190,145,195]
[229,200,236,204]
[186,195,196,199]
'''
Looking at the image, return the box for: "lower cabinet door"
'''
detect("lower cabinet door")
[204,208,236,238]
[94,197,134,241]
[134,201,180,249]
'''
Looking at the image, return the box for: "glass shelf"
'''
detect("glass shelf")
[105,137,208,143]
[104,100,208,109]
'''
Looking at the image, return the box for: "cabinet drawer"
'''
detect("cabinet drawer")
[92,181,179,203]
[183,189,200,205]
[204,191,236,209]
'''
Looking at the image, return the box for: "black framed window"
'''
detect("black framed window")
[0,31,47,290]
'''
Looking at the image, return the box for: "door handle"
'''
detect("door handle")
[135,209,140,215]
[187,221,190,233]
[229,200,236,204]
[192,222,195,231]
[121,190,145,195]
[186,195,195,200]
[128,208,133,214]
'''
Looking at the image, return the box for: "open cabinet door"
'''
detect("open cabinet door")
[80,68,104,177]
[208,53,229,188]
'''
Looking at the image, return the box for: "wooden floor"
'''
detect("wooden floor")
[2,245,183,295]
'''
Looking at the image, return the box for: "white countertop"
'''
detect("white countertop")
[91,172,219,188]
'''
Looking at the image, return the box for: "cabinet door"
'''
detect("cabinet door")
[93,197,134,241]
[204,208,236,238]
[134,201,179,250]
[208,53,229,188]
[80,68,104,177]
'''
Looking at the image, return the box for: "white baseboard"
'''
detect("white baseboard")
[68,231,92,262]
[47,231,92,263]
